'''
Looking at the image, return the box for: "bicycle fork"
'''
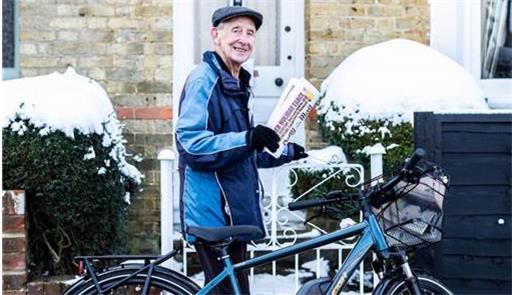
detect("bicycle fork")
[397,253,424,295]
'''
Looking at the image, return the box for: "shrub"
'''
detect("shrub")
[317,102,414,177]
[2,113,141,277]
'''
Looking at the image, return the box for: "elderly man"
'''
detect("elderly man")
[175,6,307,294]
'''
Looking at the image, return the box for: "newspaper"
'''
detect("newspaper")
[265,77,320,158]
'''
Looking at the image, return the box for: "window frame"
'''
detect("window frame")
[429,0,511,109]
[2,0,19,80]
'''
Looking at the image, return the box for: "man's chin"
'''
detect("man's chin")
[229,58,249,66]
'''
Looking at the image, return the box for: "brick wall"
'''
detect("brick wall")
[18,1,173,254]
[305,0,430,148]
[3,190,28,295]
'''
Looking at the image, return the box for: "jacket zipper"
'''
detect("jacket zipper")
[252,155,268,235]
[214,172,233,226]
[257,176,269,236]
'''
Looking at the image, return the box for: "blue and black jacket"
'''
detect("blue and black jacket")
[176,51,296,241]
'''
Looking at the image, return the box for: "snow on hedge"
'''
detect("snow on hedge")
[2,67,142,184]
[319,39,489,125]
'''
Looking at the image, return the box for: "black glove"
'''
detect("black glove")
[246,125,280,152]
[290,143,308,160]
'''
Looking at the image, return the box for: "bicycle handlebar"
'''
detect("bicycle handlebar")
[288,191,357,211]
[287,148,425,211]
[378,148,424,192]
[371,148,425,206]
[288,198,332,211]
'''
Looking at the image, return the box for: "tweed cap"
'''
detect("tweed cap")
[212,6,263,30]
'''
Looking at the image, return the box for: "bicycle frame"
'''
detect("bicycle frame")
[198,214,389,295]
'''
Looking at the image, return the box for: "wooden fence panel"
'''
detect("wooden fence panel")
[414,112,512,295]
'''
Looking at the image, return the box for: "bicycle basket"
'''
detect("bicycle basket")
[376,161,449,250]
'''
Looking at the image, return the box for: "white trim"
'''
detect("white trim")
[461,0,481,78]
[429,0,511,109]
[173,1,195,127]
[429,0,459,62]
[294,0,305,78]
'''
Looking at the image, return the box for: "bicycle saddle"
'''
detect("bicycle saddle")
[188,225,263,243]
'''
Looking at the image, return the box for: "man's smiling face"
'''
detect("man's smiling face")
[212,16,256,71]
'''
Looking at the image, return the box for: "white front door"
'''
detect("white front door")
[173,0,305,141]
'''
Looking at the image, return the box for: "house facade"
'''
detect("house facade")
[2,0,510,255]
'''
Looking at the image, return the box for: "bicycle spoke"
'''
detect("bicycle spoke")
[106,284,169,295]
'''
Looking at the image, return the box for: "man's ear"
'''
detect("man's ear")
[210,27,220,45]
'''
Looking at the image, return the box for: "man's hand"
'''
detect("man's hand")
[246,125,280,152]
[290,143,308,160]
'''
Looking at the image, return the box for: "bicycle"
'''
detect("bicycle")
[63,148,453,295]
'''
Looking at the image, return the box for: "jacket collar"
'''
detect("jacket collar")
[203,51,251,96]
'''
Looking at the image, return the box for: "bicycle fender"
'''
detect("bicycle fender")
[372,277,395,295]
[62,264,201,295]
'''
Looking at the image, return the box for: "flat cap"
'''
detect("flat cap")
[212,6,263,30]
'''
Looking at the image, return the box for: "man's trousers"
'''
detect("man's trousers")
[195,241,250,295]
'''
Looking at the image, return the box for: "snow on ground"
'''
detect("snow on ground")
[301,257,330,277]
[319,39,490,125]
[190,268,365,295]
[189,257,370,294]
[2,67,142,184]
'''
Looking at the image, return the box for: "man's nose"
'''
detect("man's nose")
[238,33,252,44]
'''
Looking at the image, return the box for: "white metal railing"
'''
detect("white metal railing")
[157,149,176,270]
[159,146,385,294]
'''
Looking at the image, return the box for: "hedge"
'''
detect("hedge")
[2,114,140,277]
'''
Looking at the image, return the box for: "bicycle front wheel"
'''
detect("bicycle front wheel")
[385,275,453,295]
[63,264,200,295]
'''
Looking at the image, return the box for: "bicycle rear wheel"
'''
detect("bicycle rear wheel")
[63,264,200,295]
[385,274,453,295]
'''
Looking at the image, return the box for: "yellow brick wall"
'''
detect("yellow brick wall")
[18,0,173,254]
[305,0,430,148]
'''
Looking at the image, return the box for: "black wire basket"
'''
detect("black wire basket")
[376,161,450,250]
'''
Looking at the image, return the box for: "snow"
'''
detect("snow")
[386,143,400,150]
[301,257,330,277]
[190,258,364,295]
[319,39,490,125]
[360,142,387,156]
[2,67,142,185]
[302,145,347,166]
[83,147,96,160]
[433,109,512,114]
[339,217,357,230]
[3,67,113,137]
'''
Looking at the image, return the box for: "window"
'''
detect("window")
[481,0,512,79]
[430,0,511,109]
[2,0,19,80]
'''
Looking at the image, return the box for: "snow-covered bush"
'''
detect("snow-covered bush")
[2,68,142,276]
[317,104,414,176]
[317,39,488,177]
